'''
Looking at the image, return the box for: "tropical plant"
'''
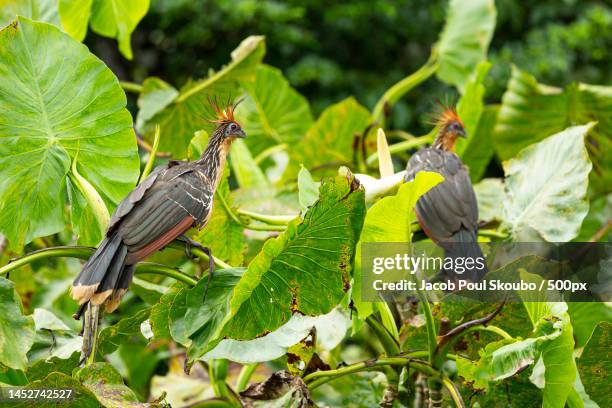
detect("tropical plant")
[0,1,609,407]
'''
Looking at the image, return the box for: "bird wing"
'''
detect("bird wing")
[110,164,214,264]
[404,148,478,242]
[108,161,189,233]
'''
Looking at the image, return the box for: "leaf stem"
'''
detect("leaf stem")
[216,190,287,232]
[236,363,257,392]
[366,136,433,166]
[416,287,437,365]
[119,81,143,93]
[305,357,438,388]
[237,209,294,225]
[365,315,400,356]
[138,125,160,183]
[462,324,512,340]
[0,246,198,287]
[372,55,439,125]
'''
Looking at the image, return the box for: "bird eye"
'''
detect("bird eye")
[229,123,237,131]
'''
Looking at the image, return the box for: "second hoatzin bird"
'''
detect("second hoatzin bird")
[404,106,487,282]
[71,99,245,361]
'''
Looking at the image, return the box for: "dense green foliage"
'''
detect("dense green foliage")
[0,1,610,407]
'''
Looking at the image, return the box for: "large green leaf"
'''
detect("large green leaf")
[352,172,444,319]
[136,36,265,158]
[58,0,92,41]
[0,277,35,370]
[236,64,313,156]
[0,0,60,28]
[435,0,496,92]
[177,174,365,360]
[169,268,244,357]
[459,105,498,182]
[502,124,594,241]
[97,308,150,356]
[204,308,350,363]
[0,17,139,249]
[230,139,268,189]
[577,322,610,408]
[457,300,576,408]
[223,174,365,338]
[75,362,156,407]
[15,372,100,407]
[89,0,149,60]
[473,178,504,222]
[283,97,370,180]
[494,68,612,195]
[568,302,612,348]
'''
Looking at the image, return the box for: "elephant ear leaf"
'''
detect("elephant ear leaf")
[0,17,139,249]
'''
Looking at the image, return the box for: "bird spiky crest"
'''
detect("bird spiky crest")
[428,99,463,129]
[207,95,243,125]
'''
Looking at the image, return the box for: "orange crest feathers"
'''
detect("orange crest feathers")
[427,99,463,129]
[207,96,243,125]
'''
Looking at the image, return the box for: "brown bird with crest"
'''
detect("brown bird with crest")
[71,99,245,361]
[404,105,487,282]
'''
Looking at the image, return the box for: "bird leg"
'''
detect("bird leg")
[79,302,103,367]
[178,235,214,301]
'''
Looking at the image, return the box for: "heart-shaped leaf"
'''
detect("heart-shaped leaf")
[171,174,365,360]
[435,0,496,91]
[494,67,612,195]
[136,36,265,158]
[59,0,150,60]
[236,64,313,156]
[283,97,370,180]
[502,124,594,241]
[0,17,139,249]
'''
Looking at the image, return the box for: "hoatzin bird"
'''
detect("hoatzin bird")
[71,98,245,362]
[404,106,486,282]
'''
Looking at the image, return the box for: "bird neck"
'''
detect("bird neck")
[198,131,235,189]
[432,129,458,152]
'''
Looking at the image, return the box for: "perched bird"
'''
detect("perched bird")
[404,105,486,282]
[71,98,245,361]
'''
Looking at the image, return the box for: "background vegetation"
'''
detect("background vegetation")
[0,0,610,407]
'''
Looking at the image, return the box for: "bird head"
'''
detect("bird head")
[437,105,466,139]
[208,96,246,139]
[431,104,465,151]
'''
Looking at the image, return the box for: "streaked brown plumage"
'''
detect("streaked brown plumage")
[404,105,486,281]
[71,99,246,313]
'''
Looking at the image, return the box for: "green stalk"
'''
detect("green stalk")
[216,190,287,232]
[415,286,437,365]
[167,242,232,270]
[365,136,433,166]
[365,315,400,356]
[236,363,257,392]
[372,55,439,125]
[0,246,198,287]
[119,81,144,93]
[208,360,240,406]
[463,324,512,340]
[237,209,294,225]
[139,125,161,183]
[305,357,440,389]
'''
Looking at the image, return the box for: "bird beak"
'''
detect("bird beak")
[457,128,467,138]
[236,129,247,138]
